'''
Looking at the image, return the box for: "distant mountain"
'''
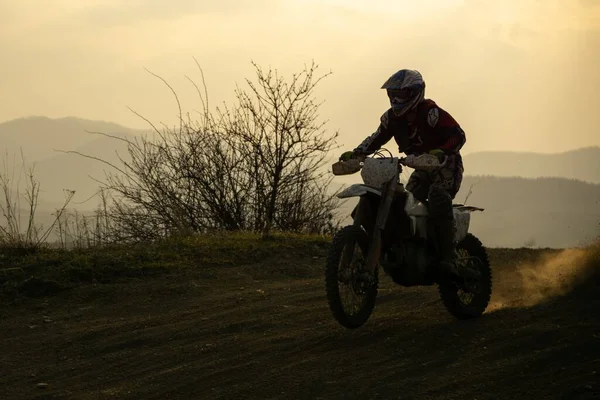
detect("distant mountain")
[462,147,600,183]
[0,116,144,162]
[30,136,133,206]
[333,175,600,249]
[0,116,145,208]
[456,176,600,248]
[2,116,599,248]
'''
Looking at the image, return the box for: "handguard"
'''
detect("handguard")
[332,158,362,175]
[401,153,448,172]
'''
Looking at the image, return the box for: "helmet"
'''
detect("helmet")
[381,69,425,116]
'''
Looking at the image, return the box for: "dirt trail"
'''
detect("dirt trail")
[1,248,599,400]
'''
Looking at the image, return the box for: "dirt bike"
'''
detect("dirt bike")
[325,150,492,329]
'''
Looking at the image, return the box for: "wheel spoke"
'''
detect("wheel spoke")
[325,225,379,328]
[337,244,370,315]
[438,233,492,320]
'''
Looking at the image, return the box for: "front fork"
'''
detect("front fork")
[340,175,399,276]
[364,177,398,275]
[339,203,364,270]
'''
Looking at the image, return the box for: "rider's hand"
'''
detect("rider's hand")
[339,151,356,161]
[428,149,446,163]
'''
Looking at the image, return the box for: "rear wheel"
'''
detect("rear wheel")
[438,233,492,319]
[325,225,378,329]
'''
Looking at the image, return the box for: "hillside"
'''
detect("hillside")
[30,136,132,206]
[462,147,600,183]
[0,116,142,207]
[0,116,142,162]
[1,234,598,399]
[457,176,600,248]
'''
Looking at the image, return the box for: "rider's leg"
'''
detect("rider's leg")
[427,155,464,276]
[428,185,458,275]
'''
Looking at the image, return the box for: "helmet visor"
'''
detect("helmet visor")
[387,88,413,105]
[387,89,413,102]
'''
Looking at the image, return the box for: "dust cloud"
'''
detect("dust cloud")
[488,240,600,312]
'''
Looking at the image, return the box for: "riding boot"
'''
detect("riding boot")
[435,217,459,277]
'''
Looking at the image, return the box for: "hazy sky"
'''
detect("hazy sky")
[1,0,599,154]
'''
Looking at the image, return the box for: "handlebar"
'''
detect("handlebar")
[332,152,448,176]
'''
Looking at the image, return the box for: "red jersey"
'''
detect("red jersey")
[354,99,466,156]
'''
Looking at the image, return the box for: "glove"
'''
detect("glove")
[428,149,446,163]
[339,151,356,161]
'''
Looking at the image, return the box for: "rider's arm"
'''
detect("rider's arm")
[431,107,466,153]
[353,110,396,155]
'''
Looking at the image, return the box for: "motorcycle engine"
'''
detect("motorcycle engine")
[382,239,435,287]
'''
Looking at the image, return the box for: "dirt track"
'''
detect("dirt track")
[1,247,599,400]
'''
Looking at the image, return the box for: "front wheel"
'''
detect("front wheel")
[325,225,378,329]
[438,233,492,320]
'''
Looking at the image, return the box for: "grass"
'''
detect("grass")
[2,229,597,302]
[0,231,331,299]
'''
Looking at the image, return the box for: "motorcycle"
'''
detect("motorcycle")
[325,150,492,329]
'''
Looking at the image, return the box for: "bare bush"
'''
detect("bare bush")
[53,189,115,249]
[0,152,74,250]
[220,61,340,236]
[70,61,341,241]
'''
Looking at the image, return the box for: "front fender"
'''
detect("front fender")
[337,184,382,199]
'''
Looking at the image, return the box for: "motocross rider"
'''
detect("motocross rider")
[340,69,466,278]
